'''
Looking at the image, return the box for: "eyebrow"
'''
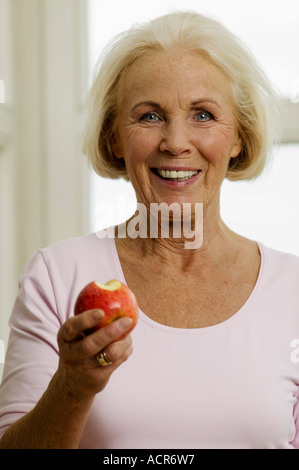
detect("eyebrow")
[131,98,221,113]
[131,101,162,113]
[191,99,220,108]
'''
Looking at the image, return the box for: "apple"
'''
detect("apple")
[74,279,138,338]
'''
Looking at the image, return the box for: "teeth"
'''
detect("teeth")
[157,169,198,180]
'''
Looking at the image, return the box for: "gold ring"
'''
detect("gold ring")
[96,351,112,367]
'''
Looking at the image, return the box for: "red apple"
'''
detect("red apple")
[74,279,138,338]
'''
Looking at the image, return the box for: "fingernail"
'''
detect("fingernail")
[119,317,133,331]
[93,309,105,320]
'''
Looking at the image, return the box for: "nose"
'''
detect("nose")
[159,119,193,157]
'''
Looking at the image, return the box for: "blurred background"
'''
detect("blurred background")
[0,0,299,378]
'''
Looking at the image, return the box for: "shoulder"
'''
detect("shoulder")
[258,242,299,295]
[19,229,118,291]
[253,243,299,334]
[34,229,117,270]
[40,230,112,258]
[17,229,119,323]
[259,242,299,272]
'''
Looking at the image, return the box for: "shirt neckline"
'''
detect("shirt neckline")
[104,228,265,335]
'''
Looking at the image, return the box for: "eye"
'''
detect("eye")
[140,112,161,123]
[195,110,214,122]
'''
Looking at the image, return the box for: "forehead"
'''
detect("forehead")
[118,50,233,107]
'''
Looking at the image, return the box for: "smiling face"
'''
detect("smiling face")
[111,50,242,217]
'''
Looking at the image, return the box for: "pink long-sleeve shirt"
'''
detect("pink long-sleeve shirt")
[0,229,299,448]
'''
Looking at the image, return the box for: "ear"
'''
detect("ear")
[230,133,242,159]
[109,133,123,159]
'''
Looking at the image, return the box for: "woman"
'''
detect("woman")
[0,11,298,449]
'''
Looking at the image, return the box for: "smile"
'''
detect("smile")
[153,169,200,181]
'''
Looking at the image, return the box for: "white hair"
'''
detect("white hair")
[83,11,281,181]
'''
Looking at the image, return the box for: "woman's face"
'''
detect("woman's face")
[111,51,242,214]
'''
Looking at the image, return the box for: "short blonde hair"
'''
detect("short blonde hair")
[83,11,281,182]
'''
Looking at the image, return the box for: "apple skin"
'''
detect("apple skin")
[74,279,138,338]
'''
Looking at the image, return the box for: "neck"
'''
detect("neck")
[115,200,238,271]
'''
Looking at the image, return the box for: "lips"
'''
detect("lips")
[152,168,201,182]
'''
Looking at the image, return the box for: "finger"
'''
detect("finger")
[58,309,105,343]
[96,316,133,348]
[60,316,133,362]
[77,317,133,359]
[96,342,133,373]
[103,334,133,364]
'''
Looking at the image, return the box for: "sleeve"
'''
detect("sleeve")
[0,251,62,438]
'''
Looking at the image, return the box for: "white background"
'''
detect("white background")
[87,0,299,255]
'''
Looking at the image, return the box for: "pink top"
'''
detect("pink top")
[0,229,299,449]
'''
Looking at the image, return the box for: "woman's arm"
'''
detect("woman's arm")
[0,370,94,449]
[0,309,133,449]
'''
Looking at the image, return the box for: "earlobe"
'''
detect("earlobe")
[110,133,123,159]
[231,134,242,159]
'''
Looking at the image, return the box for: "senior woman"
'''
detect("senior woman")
[0,11,298,449]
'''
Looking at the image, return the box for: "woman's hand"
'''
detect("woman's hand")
[0,310,133,449]
[57,309,133,399]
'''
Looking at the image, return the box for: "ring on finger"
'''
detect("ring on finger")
[96,350,112,367]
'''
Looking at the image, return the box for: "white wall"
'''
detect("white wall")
[0,0,90,380]
[0,0,17,379]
